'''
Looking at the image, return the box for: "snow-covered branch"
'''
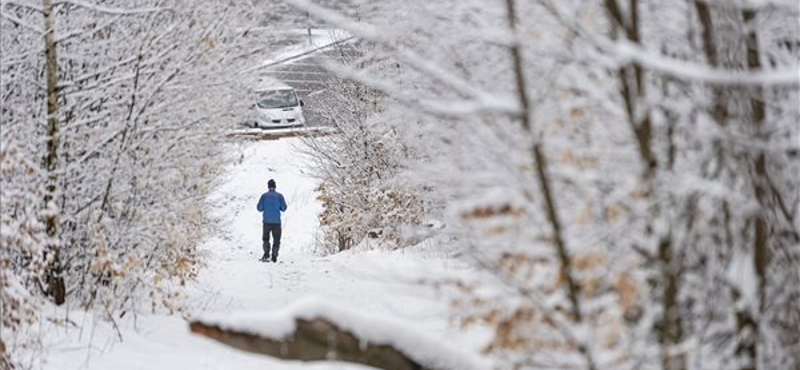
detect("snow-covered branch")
[53,0,168,15]
[321,61,520,117]
[540,0,799,87]
[0,9,43,33]
[0,0,42,14]
[612,40,800,87]
[697,0,800,11]
[286,0,517,113]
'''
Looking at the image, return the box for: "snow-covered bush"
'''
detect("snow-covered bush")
[317,174,426,252]
[0,135,47,369]
[295,37,434,253]
[303,70,429,252]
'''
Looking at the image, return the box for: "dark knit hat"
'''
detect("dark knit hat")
[268,179,276,189]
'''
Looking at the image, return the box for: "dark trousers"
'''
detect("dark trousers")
[262,223,282,260]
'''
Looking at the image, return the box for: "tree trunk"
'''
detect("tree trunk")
[190,318,429,370]
[505,1,595,369]
[658,234,684,370]
[0,339,10,370]
[739,9,765,370]
[605,0,657,178]
[694,1,728,125]
[42,0,65,306]
[604,1,684,369]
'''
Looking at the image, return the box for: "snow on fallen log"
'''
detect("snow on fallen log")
[189,298,489,370]
[226,126,336,141]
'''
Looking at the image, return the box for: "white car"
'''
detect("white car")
[251,78,305,129]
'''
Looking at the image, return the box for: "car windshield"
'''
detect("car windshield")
[256,89,298,109]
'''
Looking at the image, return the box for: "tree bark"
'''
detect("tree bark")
[0,339,10,370]
[694,1,728,125]
[190,318,429,370]
[42,0,65,306]
[658,234,684,370]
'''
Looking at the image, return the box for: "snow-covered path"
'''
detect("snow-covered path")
[43,138,486,370]
[195,138,326,310]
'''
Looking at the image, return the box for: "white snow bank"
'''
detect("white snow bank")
[196,296,491,370]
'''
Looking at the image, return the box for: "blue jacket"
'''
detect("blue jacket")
[257,189,287,224]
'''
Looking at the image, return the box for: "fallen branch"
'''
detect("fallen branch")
[190,317,428,370]
[226,126,336,141]
[188,298,488,370]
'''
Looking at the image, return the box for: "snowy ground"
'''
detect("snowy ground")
[39,137,489,370]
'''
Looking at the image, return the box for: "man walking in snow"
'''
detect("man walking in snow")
[257,179,287,262]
